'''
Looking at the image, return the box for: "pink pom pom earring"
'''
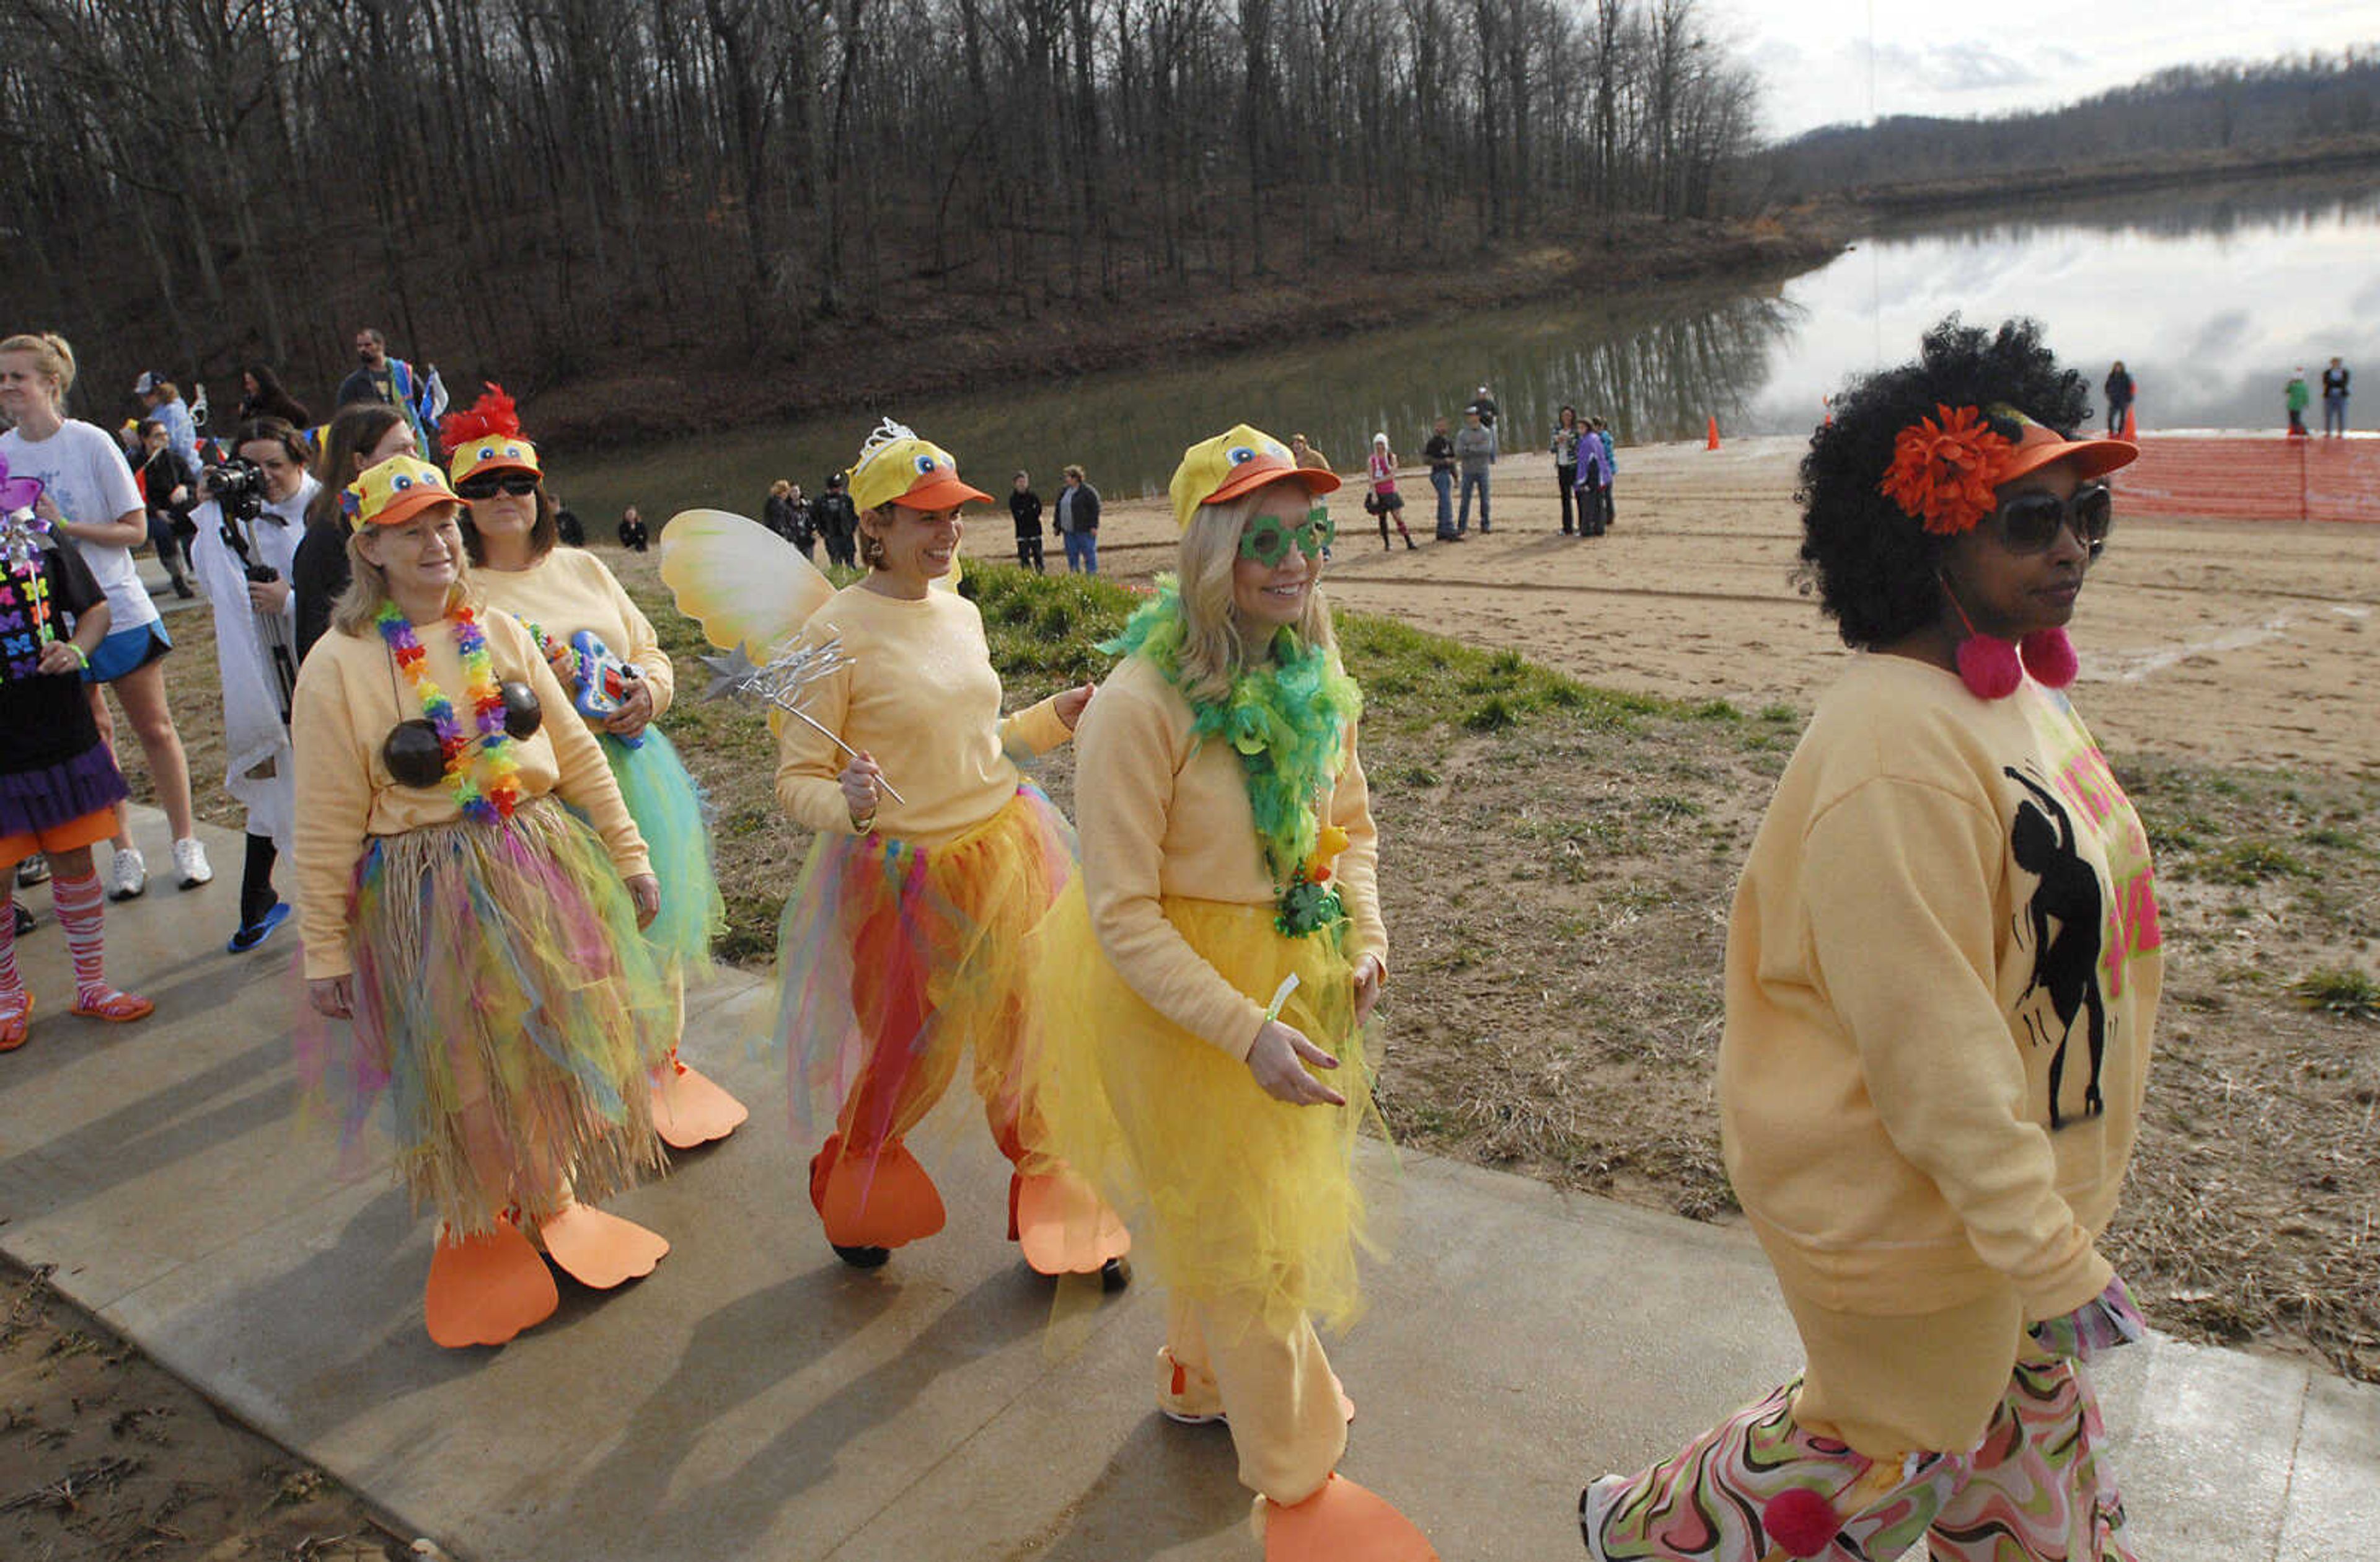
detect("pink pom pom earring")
[1942,580,2076,700]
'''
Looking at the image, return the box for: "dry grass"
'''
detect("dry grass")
[135,552,2379,1383]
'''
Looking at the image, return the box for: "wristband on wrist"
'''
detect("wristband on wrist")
[69,642,89,669]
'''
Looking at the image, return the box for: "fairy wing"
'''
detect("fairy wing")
[659,508,835,655]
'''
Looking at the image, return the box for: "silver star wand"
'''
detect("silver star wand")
[699,637,907,805]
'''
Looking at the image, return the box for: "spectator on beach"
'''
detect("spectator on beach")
[1010,470,1045,573]
[1366,431,1414,549]
[1454,407,1495,534]
[293,404,418,664]
[133,373,201,472]
[2285,368,2311,436]
[1055,464,1101,574]
[1553,405,1584,535]
[1422,415,1458,541]
[2321,356,2350,438]
[2102,362,2133,438]
[1468,383,1500,459]
[617,505,649,552]
[1575,421,1610,538]
[765,479,798,543]
[236,364,312,431]
[1593,416,1618,532]
[133,419,198,598]
[813,472,858,568]
[333,327,434,448]
[1291,432,1332,473]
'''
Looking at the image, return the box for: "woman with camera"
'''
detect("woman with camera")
[190,418,317,953]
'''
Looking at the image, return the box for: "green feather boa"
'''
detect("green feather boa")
[1104,578,1362,935]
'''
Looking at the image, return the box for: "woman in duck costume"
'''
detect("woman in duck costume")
[1038,425,1435,1560]
[292,454,676,1349]
[444,387,746,1149]
[660,418,1129,1277]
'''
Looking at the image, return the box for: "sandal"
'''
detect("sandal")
[71,989,156,1023]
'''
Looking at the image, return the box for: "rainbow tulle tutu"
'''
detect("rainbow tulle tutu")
[301,797,674,1232]
[1035,889,1385,1339]
[601,726,725,977]
[772,784,1078,1154]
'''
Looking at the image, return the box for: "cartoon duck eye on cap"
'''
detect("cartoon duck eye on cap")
[846,418,992,514]
[342,454,459,528]
[1168,422,1339,533]
[440,383,542,488]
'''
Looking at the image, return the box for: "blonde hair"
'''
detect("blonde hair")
[1169,490,1337,705]
[330,504,480,636]
[0,332,76,407]
[770,478,791,498]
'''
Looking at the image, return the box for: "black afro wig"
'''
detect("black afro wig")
[1796,315,2092,650]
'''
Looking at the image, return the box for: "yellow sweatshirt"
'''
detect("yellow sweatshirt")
[291,604,653,980]
[472,548,677,724]
[773,582,1073,846]
[1074,650,1387,1061]
[1720,655,2161,1322]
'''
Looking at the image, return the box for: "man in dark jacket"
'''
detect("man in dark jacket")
[813,473,858,568]
[1054,464,1100,574]
[1009,471,1046,573]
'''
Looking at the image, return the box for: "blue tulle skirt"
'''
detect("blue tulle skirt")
[601,727,725,976]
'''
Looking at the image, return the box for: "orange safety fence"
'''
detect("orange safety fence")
[2119,435,2380,524]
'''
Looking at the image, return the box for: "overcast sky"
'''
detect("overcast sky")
[1708,0,2380,141]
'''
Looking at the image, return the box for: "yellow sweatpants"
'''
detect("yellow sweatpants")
[1161,1290,1347,1507]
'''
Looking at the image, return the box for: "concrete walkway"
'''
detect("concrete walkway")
[2,808,2371,1561]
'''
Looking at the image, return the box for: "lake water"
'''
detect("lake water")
[562,173,2380,523]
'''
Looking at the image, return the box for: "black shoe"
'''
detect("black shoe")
[1101,1256,1132,1292]
[171,578,195,599]
[832,1243,891,1269]
[1404,539,1417,550]
[12,903,32,936]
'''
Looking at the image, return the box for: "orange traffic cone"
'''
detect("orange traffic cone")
[1706,415,1721,450]
[2120,405,2137,441]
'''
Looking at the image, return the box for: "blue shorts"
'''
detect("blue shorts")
[83,622,172,684]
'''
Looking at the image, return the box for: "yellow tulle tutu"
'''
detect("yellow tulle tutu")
[1036,888,1385,1338]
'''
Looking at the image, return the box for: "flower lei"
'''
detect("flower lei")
[376,601,523,823]
[1878,404,2016,536]
[1104,579,1361,937]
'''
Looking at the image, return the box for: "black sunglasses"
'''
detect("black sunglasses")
[1990,483,2112,558]
[456,473,540,501]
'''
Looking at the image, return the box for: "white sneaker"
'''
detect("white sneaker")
[172,837,213,889]
[109,847,148,901]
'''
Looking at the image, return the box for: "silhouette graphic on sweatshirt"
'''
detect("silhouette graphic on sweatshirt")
[2006,766,2107,1129]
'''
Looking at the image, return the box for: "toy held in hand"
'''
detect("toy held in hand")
[530,622,646,748]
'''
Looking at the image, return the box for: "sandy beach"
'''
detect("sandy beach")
[1087,435,2380,770]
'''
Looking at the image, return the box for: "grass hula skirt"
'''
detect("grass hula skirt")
[772,783,1077,1150]
[600,726,725,977]
[1036,889,1383,1340]
[304,796,673,1233]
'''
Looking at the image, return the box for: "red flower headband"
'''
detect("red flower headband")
[1877,404,2014,536]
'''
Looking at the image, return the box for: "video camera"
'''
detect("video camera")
[204,455,268,529]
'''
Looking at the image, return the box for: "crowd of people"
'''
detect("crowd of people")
[0,311,2180,1562]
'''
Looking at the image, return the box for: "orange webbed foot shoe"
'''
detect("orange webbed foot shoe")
[1010,1167,1131,1277]
[425,1217,559,1348]
[651,1054,749,1149]
[537,1202,670,1289]
[812,1137,946,1253]
[1256,1475,1439,1562]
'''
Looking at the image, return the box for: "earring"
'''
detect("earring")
[2017,628,2077,689]
[1942,578,2022,700]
